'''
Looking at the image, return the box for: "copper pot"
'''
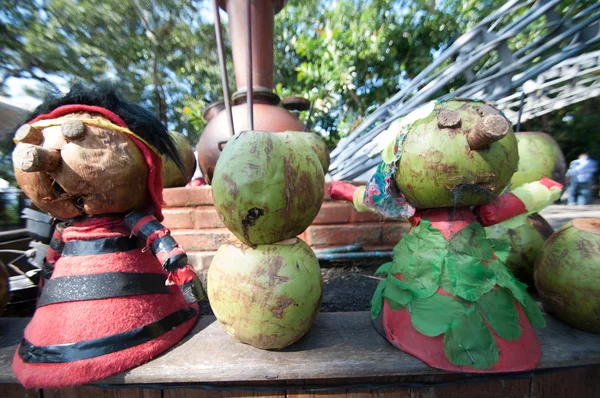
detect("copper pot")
[197,93,304,183]
[202,101,225,122]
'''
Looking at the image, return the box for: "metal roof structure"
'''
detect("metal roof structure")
[329,0,600,181]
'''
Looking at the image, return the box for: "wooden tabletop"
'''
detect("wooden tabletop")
[1,312,599,385]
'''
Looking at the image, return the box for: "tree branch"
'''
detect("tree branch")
[131,0,157,44]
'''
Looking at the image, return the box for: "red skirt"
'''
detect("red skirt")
[12,216,198,388]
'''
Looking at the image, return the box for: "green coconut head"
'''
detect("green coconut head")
[485,213,554,287]
[208,237,323,349]
[534,218,600,333]
[511,132,566,188]
[291,131,330,173]
[394,99,518,208]
[162,131,197,188]
[212,131,325,246]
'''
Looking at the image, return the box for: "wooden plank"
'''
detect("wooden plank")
[42,386,161,398]
[0,312,599,385]
[410,374,531,398]
[286,376,412,398]
[0,384,39,398]
[530,365,600,398]
[163,386,285,398]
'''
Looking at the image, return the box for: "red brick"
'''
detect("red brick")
[383,222,411,244]
[304,223,383,247]
[193,207,226,229]
[312,202,352,225]
[163,186,213,207]
[171,228,235,251]
[162,208,194,230]
[351,210,385,223]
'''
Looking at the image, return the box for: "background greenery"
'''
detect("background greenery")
[1,0,598,183]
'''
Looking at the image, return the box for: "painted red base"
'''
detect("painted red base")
[12,216,199,388]
[382,207,542,372]
[382,289,541,372]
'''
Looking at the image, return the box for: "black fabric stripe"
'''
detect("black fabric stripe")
[37,272,171,307]
[124,210,146,230]
[150,235,178,255]
[49,237,65,252]
[61,236,139,257]
[19,307,197,363]
[138,220,164,242]
[41,260,55,280]
[162,253,188,272]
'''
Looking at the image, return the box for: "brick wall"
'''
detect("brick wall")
[162,185,410,276]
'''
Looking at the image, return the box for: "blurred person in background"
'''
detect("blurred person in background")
[566,153,598,206]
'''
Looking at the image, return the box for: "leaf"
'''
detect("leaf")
[370,279,386,320]
[489,238,511,265]
[488,260,527,305]
[411,294,467,337]
[402,252,444,299]
[477,288,522,341]
[445,253,496,301]
[411,219,448,250]
[375,261,393,276]
[383,275,413,310]
[444,307,499,369]
[449,223,493,261]
[439,259,456,295]
[522,292,546,328]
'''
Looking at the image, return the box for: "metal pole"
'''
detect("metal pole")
[245,0,254,131]
[304,101,314,132]
[212,0,235,137]
[516,91,525,132]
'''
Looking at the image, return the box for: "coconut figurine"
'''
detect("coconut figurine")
[329,99,563,372]
[208,131,324,349]
[11,85,204,388]
[485,132,566,286]
[534,218,600,333]
[162,130,197,187]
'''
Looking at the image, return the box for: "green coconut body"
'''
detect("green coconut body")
[534,219,600,333]
[208,238,323,349]
[212,131,325,246]
[395,100,518,208]
[485,213,554,287]
[0,263,8,315]
[292,131,330,173]
[511,132,566,189]
[163,131,197,188]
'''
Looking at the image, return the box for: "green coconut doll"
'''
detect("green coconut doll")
[329,99,563,372]
[485,132,566,286]
[208,131,324,349]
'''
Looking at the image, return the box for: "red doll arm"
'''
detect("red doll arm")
[476,177,563,226]
[124,210,205,304]
[328,181,372,212]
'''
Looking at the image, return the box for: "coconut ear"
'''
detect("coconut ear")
[467,115,510,150]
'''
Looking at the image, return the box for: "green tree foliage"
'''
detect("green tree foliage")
[523,97,600,165]
[1,0,598,170]
[0,0,231,143]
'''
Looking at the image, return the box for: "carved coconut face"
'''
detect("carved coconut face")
[394,100,519,208]
[13,112,149,219]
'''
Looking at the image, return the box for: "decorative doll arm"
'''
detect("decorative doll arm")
[476,177,563,227]
[124,210,205,304]
[328,182,373,212]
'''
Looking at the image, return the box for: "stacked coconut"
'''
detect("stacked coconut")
[207,131,325,349]
[485,132,566,286]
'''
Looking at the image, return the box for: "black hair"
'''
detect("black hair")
[28,83,184,172]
